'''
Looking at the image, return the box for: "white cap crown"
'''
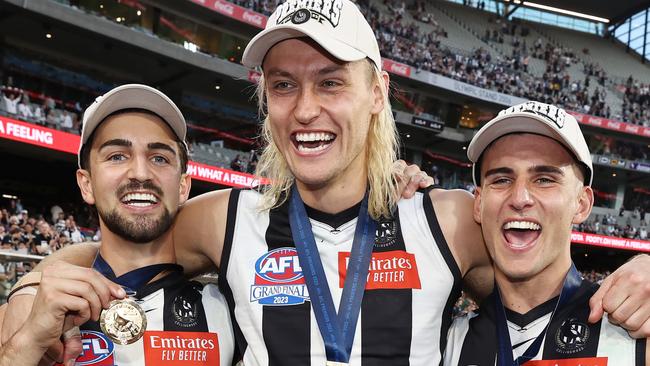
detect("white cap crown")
[242,0,381,69]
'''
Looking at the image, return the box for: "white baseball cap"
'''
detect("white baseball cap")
[79,84,187,167]
[242,0,381,69]
[467,101,593,186]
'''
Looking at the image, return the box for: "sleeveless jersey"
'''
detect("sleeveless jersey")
[219,188,462,366]
[68,270,235,366]
[444,279,646,365]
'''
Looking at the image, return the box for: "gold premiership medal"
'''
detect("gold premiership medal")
[100,298,146,345]
[325,362,349,366]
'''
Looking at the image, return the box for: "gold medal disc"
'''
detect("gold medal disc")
[100,298,147,345]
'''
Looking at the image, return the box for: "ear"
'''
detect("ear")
[178,173,192,205]
[76,169,96,205]
[370,71,389,115]
[473,187,483,224]
[572,186,594,224]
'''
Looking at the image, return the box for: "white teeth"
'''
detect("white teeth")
[298,144,329,153]
[122,193,158,204]
[503,221,541,230]
[295,132,335,142]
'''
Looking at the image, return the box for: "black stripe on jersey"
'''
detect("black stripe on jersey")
[263,199,311,366]
[635,338,646,366]
[542,281,601,359]
[361,209,412,366]
[423,188,462,364]
[219,188,246,364]
[457,292,498,366]
[162,276,210,331]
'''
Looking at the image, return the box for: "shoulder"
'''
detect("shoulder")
[427,188,485,274]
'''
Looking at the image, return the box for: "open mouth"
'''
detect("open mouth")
[292,132,336,153]
[502,220,541,250]
[120,192,159,208]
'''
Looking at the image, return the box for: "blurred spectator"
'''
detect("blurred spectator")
[230,154,245,172]
[1,87,20,115]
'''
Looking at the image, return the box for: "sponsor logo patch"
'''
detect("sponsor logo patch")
[338,250,421,290]
[250,247,310,305]
[68,330,115,366]
[524,357,607,366]
[144,331,220,365]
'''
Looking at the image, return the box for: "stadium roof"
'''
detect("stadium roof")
[501,0,650,25]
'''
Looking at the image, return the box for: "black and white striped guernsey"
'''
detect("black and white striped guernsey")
[444,279,646,365]
[219,188,462,366]
[67,269,235,366]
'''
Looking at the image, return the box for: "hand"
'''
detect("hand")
[588,254,650,338]
[2,262,125,364]
[393,160,435,199]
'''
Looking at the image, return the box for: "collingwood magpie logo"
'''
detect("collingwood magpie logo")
[375,217,397,248]
[275,0,344,27]
[172,295,199,327]
[554,317,590,354]
[500,101,567,129]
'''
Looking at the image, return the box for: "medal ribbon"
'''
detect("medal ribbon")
[495,263,582,366]
[289,186,376,364]
[93,253,181,294]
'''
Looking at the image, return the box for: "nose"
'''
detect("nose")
[293,87,320,125]
[127,153,152,182]
[508,178,534,211]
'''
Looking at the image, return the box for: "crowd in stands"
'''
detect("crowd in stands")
[225,0,650,127]
[0,200,97,302]
[623,76,650,126]
[577,212,649,240]
[1,86,81,133]
[588,134,649,162]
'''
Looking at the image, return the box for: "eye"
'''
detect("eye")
[535,176,556,184]
[490,177,511,186]
[152,155,170,165]
[108,153,126,162]
[272,81,293,90]
[321,80,342,88]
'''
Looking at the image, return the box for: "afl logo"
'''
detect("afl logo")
[75,331,115,365]
[255,248,303,283]
[291,9,310,24]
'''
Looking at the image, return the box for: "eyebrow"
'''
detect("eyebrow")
[148,142,177,155]
[484,165,565,178]
[98,139,176,155]
[265,64,348,78]
[98,139,131,151]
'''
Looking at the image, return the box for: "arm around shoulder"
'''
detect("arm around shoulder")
[428,188,493,301]
[172,189,231,276]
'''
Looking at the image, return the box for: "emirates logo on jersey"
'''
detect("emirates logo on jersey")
[338,250,421,290]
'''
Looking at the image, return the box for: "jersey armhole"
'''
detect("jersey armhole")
[422,187,464,365]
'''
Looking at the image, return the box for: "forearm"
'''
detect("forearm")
[32,241,100,272]
[0,328,46,366]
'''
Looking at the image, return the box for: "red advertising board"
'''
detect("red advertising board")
[382,59,412,77]
[568,111,650,138]
[0,116,79,154]
[572,231,650,253]
[0,116,265,189]
[187,161,269,188]
[189,0,266,28]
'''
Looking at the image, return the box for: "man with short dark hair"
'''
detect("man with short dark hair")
[0,85,235,366]
[445,101,648,365]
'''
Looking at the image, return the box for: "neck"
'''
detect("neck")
[98,225,175,277]
[296,168,367,215]
[496,256,572,314]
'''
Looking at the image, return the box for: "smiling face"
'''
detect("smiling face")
[76,112,190,243]
[262,38,385,190]
[474,133,593,283]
